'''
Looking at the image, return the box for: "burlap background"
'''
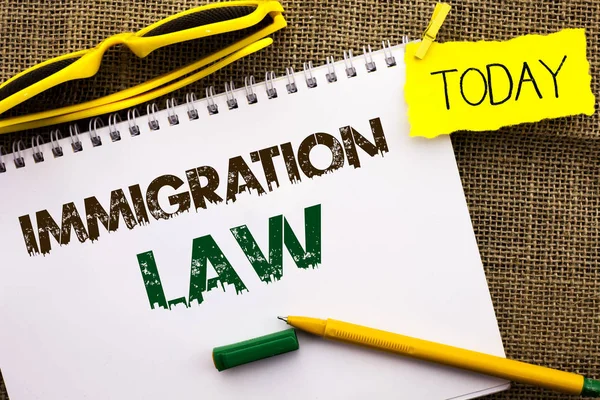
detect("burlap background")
[1,0,599,399]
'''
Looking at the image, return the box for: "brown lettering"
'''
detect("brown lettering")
[109,189,138,230]
[84,196,110,241]
[297,133,345,178]
[146,175,191,220]
[19,215,39,256]
[35,210,61,255]
[129,184,150,225]
[226,156,266,203]
[60,202,89,245]
[251,146,281,191]
[340,117,388,168]
[280,142,302,184]
[186,166,223,211]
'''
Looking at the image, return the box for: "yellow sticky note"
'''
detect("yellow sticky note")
[404,28,595,138]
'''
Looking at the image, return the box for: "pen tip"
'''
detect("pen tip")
[277,316,288,323]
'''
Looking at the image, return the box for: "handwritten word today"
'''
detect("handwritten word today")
[432,56,567,109]
[137,204,321,310]
[404,28,595,138]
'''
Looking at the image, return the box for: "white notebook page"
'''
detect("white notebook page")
[0,44,509,399]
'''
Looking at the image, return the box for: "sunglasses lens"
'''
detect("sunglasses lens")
[141,5,257,37]
[0,56,81,102]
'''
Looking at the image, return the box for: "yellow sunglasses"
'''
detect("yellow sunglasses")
[0,0,286,134]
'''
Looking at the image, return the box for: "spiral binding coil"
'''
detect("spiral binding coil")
[0,38,409,173]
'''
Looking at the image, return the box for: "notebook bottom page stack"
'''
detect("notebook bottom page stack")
[0,44,509,399]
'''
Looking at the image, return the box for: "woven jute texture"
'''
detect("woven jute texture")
[1,0,600,399]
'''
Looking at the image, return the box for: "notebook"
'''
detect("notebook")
[0,42,510,399]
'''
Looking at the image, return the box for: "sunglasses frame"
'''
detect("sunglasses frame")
[0,11,286,134]
[0,0,284,117]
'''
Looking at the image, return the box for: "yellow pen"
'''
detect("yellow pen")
[278,316,600,397]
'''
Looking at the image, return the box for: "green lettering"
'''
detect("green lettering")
[136,251,169,310]
[231,204,323,280]
[230,215,283,283]
[284,204,321,269]
[188,235,248,306]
